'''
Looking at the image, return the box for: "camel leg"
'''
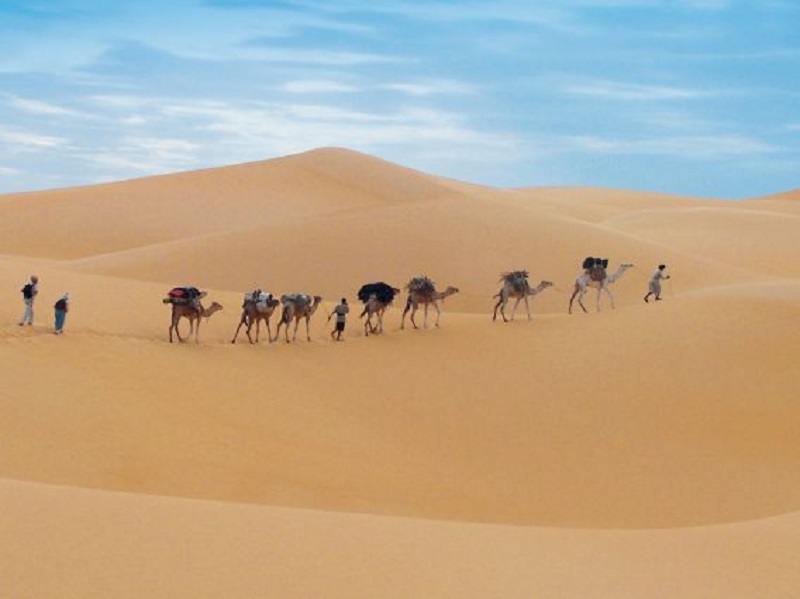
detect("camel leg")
[409,304,418,329]
[305,315,311,342]
[578,290,588,313]
[596,287,603,312]
[606,287,616,310]
[423,304,429,329]
[173,316,187,343]
[569,288,579,314]
[292,317,300,342]
[493,295,505,322]
[433,302,442,327]
[194,318,201,344]
[524,295,531,320]
[231,315,245,344]
[510,297,522,321]
[401,298,411,330]
[265,317,273,344]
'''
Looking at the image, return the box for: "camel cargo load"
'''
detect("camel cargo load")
[244,290,275,313]
[163,286,206,305]
[406,276,436,294]
[500,270,530,293]
[280,293,313,308]
[357,282,398,305]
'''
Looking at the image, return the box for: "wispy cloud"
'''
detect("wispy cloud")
[380,80,478,97]
[560,78,713,101]
[280,80,359,94]
[0,166,23,177]
[560,134,777,159]
[0,127,67,150]
[4,95,83,117]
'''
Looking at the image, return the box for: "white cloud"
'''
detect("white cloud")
[381,80,478,97]
[0,127,67,150]
[0,166,23,177]
[4,95,87,118]
[280,80,359,94]
[560,78,711,101]
[560,134,777,159]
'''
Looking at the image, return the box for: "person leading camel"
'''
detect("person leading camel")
[644,264,670,302]
[327,297,349,341]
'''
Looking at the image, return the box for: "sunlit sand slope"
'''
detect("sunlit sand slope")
[1,148,799,597]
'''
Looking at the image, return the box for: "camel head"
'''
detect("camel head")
[309,295,323,314]
[538,280,554,290]
[204,301,223,318]
[440,286,460,300]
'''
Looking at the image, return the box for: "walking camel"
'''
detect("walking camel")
[569,262,634,313]
[400,277,459,329]
[274,294,323,343]
[492,272,554,322]
[357,282,401,336]
[168,301,223,343]
[231,292,280,344]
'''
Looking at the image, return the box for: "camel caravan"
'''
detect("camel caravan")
[163,258,644,343]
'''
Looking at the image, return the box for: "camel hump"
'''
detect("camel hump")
[407,276,435,293]
[358,282,397,304]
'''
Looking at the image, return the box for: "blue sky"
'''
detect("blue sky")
[0,0,797,198]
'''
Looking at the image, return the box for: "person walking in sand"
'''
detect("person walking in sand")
[53,293,69,334]
[18,275,39,325]
[644,264,670,302]
[328,298,349,341]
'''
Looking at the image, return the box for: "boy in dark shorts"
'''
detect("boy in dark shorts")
[328,298,349,341]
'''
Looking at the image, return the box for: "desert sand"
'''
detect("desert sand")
[2,148,799,597]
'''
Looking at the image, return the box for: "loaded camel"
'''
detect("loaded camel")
[357,282,401,336]
[168,301,223,343]
[274,294,323,343]
[569,262,634,314]
[231,291,280,344]
[492,271,554,322]
[400,276,459,329]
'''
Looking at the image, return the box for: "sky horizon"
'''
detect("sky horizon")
[1,0,798,199]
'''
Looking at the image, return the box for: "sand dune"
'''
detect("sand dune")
[5,478,800,599]
[2,148,800,596]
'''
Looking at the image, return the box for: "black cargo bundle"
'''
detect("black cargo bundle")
[358,282,397,305]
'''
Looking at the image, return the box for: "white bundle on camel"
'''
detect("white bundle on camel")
[244,290,275,313]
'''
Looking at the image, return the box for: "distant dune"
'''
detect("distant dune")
[2,148,799,597]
